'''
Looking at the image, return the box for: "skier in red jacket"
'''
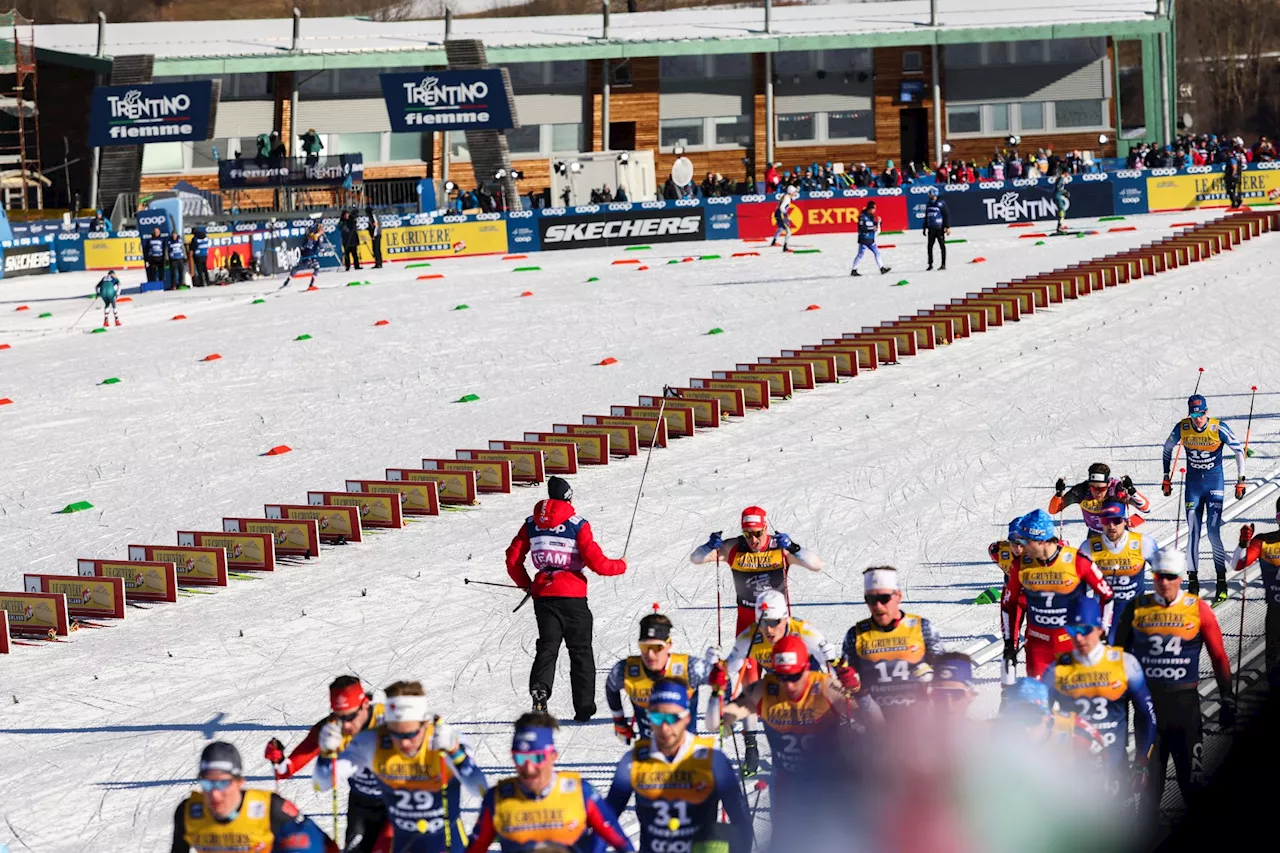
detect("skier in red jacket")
[506,476,627,721]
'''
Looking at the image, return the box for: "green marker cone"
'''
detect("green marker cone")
[100,377,121,385]
[60,501,94,514]
[252,298,265,304]
[295,334,312,341]
[454,304,469,311]
[457,393,480,403]
[706,327,724,335]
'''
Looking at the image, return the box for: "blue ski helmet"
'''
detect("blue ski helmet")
[1007,515,1027,543]
[927,186,939,198]
[1066,595,1104,630]
[1003,677,1050,712]
[1187,394,1208,416]
[1095,499,1127,523]
[1017,509,1057,542]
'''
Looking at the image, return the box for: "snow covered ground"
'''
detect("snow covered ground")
[1,208,1277,851]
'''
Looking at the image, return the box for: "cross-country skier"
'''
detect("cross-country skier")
[606,679,753,853]
[1052,172,1071,233]
[689,505,823,635]
[315,681,487,853]
[849,200,890,276]
[264,676,386,853]
[172,742,337,853]
[95,270,121,328]
[998,677,1109,760]
[1084,499,1159,644]
[606,611,713,745]
[465,712,633,852]
[1002,509,1113,679]
[1161,393,1246,601]
[1233,496,1280,686]
[989,516,1028,584]
[1049,462,1151,533]
[771,185,799,251]
[283,224,326,287]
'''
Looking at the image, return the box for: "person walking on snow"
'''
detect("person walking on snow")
[95,270,121,328]
[506,476,628,721]
[689,505,823,635]
[922,187,950,271]
[850,201,890,276]
[1161,393,1246,601]
[771,185,799,251]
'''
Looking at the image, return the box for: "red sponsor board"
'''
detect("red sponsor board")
[206,238,254,270]
[735,195,908,240]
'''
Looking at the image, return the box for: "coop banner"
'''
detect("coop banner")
[537,203,706,251]
[735,193,908,240]
[1145,164,1280,211]
[381,69,515,132]
[382,218,508,260]
[927,179,1115,227]
[90,80,215,147]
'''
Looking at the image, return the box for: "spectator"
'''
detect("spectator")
[269,131,287,160]
[990,156,1005,181]
[765,162,780,192]
[299,128,323,166]
[903,161,921,184]
[1007,151,1024,179]
[365,207,382,269]
[188,226,210,287]
[89,210,107,233]
[851,162,872,188]
[662,176,679,200]
[339,210,361,271]
[700,172,717,198]
[165,230,187,290]
[1045,148,1060,176]
[880,159,901,188]
[144,226,166,284]
[1257,137,1277,161]
[615,184,628,203]
[935,161,949,184]
[255,132,271,167]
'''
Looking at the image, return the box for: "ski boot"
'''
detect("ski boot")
[938,264,946,271]
[880,266,892,274]
[102,319,110,329]
[573,704,596,723]
[114,317,121,327]
[1214,573,1229,604]
[926,263,933,271]
[850,269,861,277]
[530,685,550,714]
[1187,573,1199,598]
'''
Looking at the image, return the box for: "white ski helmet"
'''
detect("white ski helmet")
[1150,547,1188,578]
[787,185,800,197]
[755,589,789,623]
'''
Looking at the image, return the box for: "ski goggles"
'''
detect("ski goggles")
[512,750,555,768]
[759,618,784,628]
[1153,572,1182,582]
[1099,517,1126,528]
[648,710,688,728]
[774,669,807,683]
[1065,624,1098,637]
[198,777,236,792]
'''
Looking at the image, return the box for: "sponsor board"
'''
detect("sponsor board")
[661,386,745,418]
[713,367,793,398]
[90,81,215,147]
[611,404,694,438]
[223,517,321,560]
[178,530,276,572]
[638,394,720,429]
[24,574,126,619]
[308,490,405,528]
[522,431,610,465]
[688,377,769,409]
[54,234,86,272]
[346,480,442,517]
[383,469,473,506]
[583,414,668,448]
[1145,169,1280,211]
[422,458,512,493]
[129,544,229,586]
[264,504,363,544]
[0,591,71,636]
[489,440,577,475]
[77,559,178,603]
[539,208,705,250]
[0,611,8,653]
[381,69,515,132]
[552,423,638,456]
[457,447,546,482]
[759,355,835,384]
[84,236,144,270]
[736,195,908,240]
[2,243,55,278]
[218,154,363,190]
[926,181,1114,226]
[382,220,508,261]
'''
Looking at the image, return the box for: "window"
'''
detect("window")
[713,115,751,147]
[827,110,873,140]
[389,133,423,162]
[990,103,1010,133]
[337,68,384,96]
[191,138,228,167]
[1019,101,1045,130]
[775,52,813,76]
[944,43,982,68]
[229,73,270,100]
[506,124,542,156]
[660,118,704,147]
[776,112,816,142]
[947,104,981,134]
[986,42,1011,66]
[551,123,583,153]
[336,132,381,162]
[298,69,335,96]
[660,55,705,79]
[1054,99,1104,128]
[824,48,874,72]
[1049,38,1102,63]
[712,53,752,78]
[508,62,548,88]
[141,142,185,174]
[447,131,469,161]
[902,51,923,73]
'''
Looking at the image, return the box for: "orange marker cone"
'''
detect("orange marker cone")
[971,257,987,263]
[202,353,222,362]
[374,319,390,326]
[520,291,534,297]
[263,445,292,456]
[171,314,187,321]
[598,357,618,366]
[805,304,821,311]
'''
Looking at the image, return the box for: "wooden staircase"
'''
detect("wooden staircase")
[443,40,522,211]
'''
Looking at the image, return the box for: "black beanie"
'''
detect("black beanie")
[199,741,243,777]
[548,476,572,502]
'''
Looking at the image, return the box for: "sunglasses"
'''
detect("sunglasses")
[759,618,784,628]
[333,708,363,723]
[648,710,688,727]
[865,594,894,605]
[1153,573,1182,581]
[1099,518,1126,527]
[387,725,425,741]
[775,670,806,683]
[639,642,668,652]
[742,529,767,538]
[198,777,236,792]
[1065,624,1096,637]
[512,750,554,767]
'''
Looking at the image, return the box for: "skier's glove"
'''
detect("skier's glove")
[708,662,729,694]
[705,531,723,551]
[1219,695,1238,730]
[318,720,344,756]
[1161,476,1173,497]
[1054,478,1066,497]
[834,659,861,691]
[1235,477,1247,500]
[1121,475,1137,496]
[774,532,794,553]
[264,737,286,765]
[1240,524,1255,549]
[612,715,634,746]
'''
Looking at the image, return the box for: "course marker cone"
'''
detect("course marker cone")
[598,357,618,366]
[972,586,1002,604]
[347,280,365,286]
[945,238,968,244]
[100,377,121,385]
[503,254,527,261]
[457,393,480,403]
[1107,226,1137,233]
[587,276,599,282]
[706,327,724,335]
[1098,215,1125,222]
[202,353,222,361]
[14,305,27,311]
[879,243,897,249]
[882,230,905,236]
[1034,240,1046,246]
[295,333,312,341]
[792,248,821,255]
[38,312,52,318]
[0,397,11,405]
[252,298,265,304]
[893,279,909,287]
[454,304,469,311]
[700,254,721,261]
[374,320,390,326]
[263,445,292,456]
[637,265,649,271]
[612,259,640,265]
[519,291,534,297]
[60,501,93,513]
[0,343,9,349]
[971,257,987,263]
[626,245,651,251]
[118,297,133,303]
[90,327,107,334]
[732,252,759,258]
[667,259,681,264]
[682,257,695,263]
[406,262,431,269]
[417,273,444,280]
[805,304,821,311]
[305,285,319,291]
[171,314,186,320]
[514,266,541,272]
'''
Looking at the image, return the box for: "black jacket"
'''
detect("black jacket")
[339,216,359,247]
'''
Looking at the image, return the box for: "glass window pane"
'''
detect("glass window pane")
[713,53,751,79]
[1019,102,1045,130]
[1015,40,1048,63]
[336,132,381,162]
[944,43,982,68]
[389,133,424,161]
[774,51,813,76]
[506,124,542,155]
[551,61,585,85]
[986,42,1010,65]
[776,112,815,142]
[660,56,704,79]
[713,115,752,147]
[824,48,873,72]
[1054,99,1104,128]
[827,109,873,140]
[947,105,981,134]
[507,62,547,89]
[660,118,704,147]
[191,138,227,168]
[298,70,334,96]
[990,103,1010,133]
[448,131,469,161]
[1049,38,1102,63]
[141,142,185,174]
[551,123,583,153]
[338,68,383,96]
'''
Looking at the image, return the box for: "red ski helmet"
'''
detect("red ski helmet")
[741,506,768,531]
[771,634,809,676]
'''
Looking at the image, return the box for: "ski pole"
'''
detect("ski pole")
[331,749,340,843]
[69,296,97,331]
[1193,366,1204,396]
[715,550,723,649]
[1243,385,1258,460]
[622,396,667,558]
[512,592,530,613]
[1174,467,1185,549]
[1235,573,1247,709]
[749,778,769,821]
[463,578,521,590]
[439,747,452,851]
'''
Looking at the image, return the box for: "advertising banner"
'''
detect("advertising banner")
[205,233,255,270]
[735,193,909,240]
[128,543,229,587]
[24,574,126,619]
[89,80,215,147]
[702,197,739,240]
[54,234,87,272]
[218,154,363,190]
[177,530,276,572]
[1,591,71,636]
[1111,172,1149,215]
[1,242,55,278]
[85,236,144,270]
[925,179,1115,227]
[78,558,178,603]
[346,479,443,517]
[264,504,363,544]
[223,517,320,560]
[1145,164,1280,211]
[307,490,405,529]
[381,69,515,132]
[538,203,706,251]
[382,217,508,261]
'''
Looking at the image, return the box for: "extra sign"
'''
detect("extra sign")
[380,69,515,132]
[89,81,216,147]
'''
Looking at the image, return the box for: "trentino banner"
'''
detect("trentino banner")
[89,81,215,147]
[380,69,516,132]
[217,154,363,190]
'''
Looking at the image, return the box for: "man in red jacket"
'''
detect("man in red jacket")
[506,476,627,721]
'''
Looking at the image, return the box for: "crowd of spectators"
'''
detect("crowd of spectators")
[1125,133,1277,169]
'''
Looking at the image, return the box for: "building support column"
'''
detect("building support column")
[764,52,774,168]
[931,43,942,166]
[602,60,611,152]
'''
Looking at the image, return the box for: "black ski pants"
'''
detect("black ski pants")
[1149,686,1204,812]
[926,229,946,267]
[345,790,386,853]
[530,596,596,716]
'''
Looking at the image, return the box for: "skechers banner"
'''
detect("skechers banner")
[538,207,705,250]
[89,81,214,147]
[218,154,363,189]
[2,243,54,278]
[381,69,515,132]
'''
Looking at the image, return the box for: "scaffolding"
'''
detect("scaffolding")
[0,10,41,212]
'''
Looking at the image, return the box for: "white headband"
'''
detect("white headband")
[864,569,899,592]
[385,695,430,722]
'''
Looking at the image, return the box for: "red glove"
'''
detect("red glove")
[265,738,286,765]
[1240,524,1255,549]
[612,715,634,746]
[1161,476,1173,497]
[1235,478,1247,500]
[834,660,861,691]
[708,662,728,693]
